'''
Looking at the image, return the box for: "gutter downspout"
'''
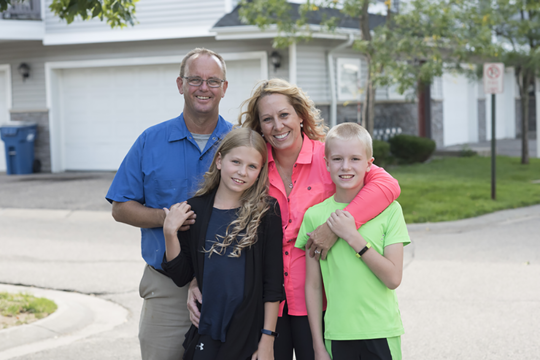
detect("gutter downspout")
[289,43,297,85]
[327,33,355,128]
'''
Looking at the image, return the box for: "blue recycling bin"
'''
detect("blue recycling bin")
[0,122,37,175]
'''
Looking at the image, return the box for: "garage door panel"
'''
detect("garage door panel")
[219,59,262,122]
[64,143,130,171]
[59,60,261,171]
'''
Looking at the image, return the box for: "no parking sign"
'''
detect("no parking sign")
[483,62,505,200]
[483,63,504,94]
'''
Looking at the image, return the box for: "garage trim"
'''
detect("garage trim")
[0,64,12,121]
[45,52,268,172]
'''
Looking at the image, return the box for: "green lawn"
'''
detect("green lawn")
[388,156,540,223]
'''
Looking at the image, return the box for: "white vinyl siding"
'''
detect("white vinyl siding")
[297,43,388,104]
[296,44,330,103]
[0,38,274,111]
[44,0,226,34]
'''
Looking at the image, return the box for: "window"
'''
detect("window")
[337,58,361,101]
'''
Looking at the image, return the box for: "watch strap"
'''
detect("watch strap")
[356,242,372,258]
[261,329,279,337]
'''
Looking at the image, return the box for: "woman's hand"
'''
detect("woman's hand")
[251,335,274,360]
[306,221,338,260]
[187,278,202,328]
[314,348,332,360]
[163,202,194,236]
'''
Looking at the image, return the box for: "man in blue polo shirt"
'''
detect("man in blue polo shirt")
[106,48,232,360]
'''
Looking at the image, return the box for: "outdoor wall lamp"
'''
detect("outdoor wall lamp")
[270,51,282,72]
[18,63,30,81]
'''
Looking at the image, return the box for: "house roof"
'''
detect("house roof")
[213,2,386,32]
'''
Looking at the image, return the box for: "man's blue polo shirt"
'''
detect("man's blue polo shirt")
[106,114,233,270]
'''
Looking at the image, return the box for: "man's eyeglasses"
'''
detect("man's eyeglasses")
[182,76,225,88]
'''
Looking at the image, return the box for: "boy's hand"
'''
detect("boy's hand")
[326,209,358,244]
[163,202,194,235]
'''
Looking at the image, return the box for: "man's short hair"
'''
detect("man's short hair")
[325,122,373,159]
[179,48,227,80]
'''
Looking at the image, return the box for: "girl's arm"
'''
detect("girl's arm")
[307,164,400,260]
[327,209,404,289]
[252,301,280,360]
[262,202,285,302]
[305,253,331,360]
[253,201,285,360]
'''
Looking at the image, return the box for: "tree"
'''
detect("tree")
[0,0,138,28]
[240,0,463,135]
[454,0,540,165]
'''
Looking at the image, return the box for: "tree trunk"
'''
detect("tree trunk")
[520,71,531,165]
[359,0,375,134]
[367,77,375,134]
[361,78,368,129]
[360,60,376,134]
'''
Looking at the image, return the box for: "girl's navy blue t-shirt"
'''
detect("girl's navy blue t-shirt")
[199,207,246,342]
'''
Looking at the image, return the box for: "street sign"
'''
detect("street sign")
[483,63,505,200]
[483,63,504,94]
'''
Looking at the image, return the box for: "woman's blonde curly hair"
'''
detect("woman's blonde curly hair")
[195,128,270,258]
[238,79,327,141]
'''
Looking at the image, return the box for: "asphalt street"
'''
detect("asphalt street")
[0,171,539,359]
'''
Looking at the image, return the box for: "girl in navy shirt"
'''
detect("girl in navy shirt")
[162,128,284,360]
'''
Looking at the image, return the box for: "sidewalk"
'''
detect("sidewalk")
[438,137,537,158]
[0,172,539,359]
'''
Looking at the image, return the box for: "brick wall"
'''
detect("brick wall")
[319,100,445,148]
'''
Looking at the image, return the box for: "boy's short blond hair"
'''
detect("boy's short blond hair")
[325,122,373,159]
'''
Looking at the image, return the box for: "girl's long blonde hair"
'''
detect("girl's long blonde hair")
[195,128,270,257]
[238,78,328,141]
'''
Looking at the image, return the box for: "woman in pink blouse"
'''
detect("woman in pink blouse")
[237,79,401,360]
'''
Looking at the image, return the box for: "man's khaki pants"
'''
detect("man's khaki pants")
[139,265,191,360]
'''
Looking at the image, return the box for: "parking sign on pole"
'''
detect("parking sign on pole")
[484,63,504,200]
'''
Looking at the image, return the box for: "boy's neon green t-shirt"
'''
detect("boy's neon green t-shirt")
[296,197,410,341]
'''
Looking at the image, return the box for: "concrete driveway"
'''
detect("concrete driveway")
[0,172,539,359]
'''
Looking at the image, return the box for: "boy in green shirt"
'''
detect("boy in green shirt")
[296,123,410,360]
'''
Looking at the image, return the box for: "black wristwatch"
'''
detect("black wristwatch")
[356,242,372,258]
[261,329,279,337]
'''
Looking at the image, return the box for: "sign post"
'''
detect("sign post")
[536,77,540,159]
[483,63,504,200]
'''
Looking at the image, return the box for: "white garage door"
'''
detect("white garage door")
[0,70,8,172]
[59,59,262,171]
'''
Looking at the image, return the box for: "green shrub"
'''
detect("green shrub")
[388,134,436,164]
[372,140,391,167]
[460,146,477,157]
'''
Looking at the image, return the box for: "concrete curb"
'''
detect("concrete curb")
[0,284,129,360]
